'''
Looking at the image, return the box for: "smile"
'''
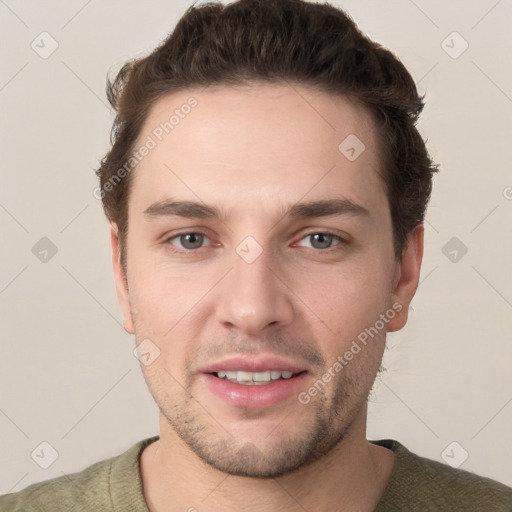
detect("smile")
[214,370,300,385]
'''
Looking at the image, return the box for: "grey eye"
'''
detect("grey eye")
[308,233,336,249]
[178,233,205,250]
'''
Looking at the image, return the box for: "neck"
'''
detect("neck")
[140,407,395,512]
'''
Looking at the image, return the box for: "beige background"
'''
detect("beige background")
[1,0,511,494]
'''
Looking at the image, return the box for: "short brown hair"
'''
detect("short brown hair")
[96,0,438,271]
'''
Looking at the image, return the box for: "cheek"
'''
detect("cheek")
[294,256,393,335]
[127,254,214,371]
[129,274,170,334]
[127,246,202,329]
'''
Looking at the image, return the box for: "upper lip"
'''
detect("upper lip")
[199,355,307,374]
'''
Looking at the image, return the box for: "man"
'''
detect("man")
[1,0,511,510]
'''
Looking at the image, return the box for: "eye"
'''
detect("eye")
[295,232,344,250]
[167,232,210,251]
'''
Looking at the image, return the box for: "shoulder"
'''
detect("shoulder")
[372,439,512,511]
[0,457,113,512]
[0,437,157,512]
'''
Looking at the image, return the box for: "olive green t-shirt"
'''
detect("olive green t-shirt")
[1,436,511,511]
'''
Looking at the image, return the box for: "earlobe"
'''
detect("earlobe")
[110,224,135,335]
[387,224,424,333]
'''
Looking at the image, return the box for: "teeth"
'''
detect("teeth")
[253,371,271,382]
[215,370,297,384]
[237,371,255,382]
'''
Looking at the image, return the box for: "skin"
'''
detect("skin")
[110,82,423,511]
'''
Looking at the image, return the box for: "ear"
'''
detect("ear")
[110,224,134,334]
[387,224,424,332]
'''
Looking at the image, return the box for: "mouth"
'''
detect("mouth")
[211,370,306,385]
[199,355,310,408]
[202,369,308,408]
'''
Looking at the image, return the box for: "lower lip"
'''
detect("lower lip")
[202,372,308,409]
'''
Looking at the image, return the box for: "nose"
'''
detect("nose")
[215,246,295,336]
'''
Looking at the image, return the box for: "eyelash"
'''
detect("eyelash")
[164,231,347,254]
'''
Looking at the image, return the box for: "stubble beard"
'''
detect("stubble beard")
[148,368,368,479]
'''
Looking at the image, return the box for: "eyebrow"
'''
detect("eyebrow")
[287,198,369,219]
[143,197,370,221]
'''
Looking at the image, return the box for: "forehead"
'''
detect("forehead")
[130,82,385,215]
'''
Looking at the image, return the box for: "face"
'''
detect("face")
[111,83,422,478]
